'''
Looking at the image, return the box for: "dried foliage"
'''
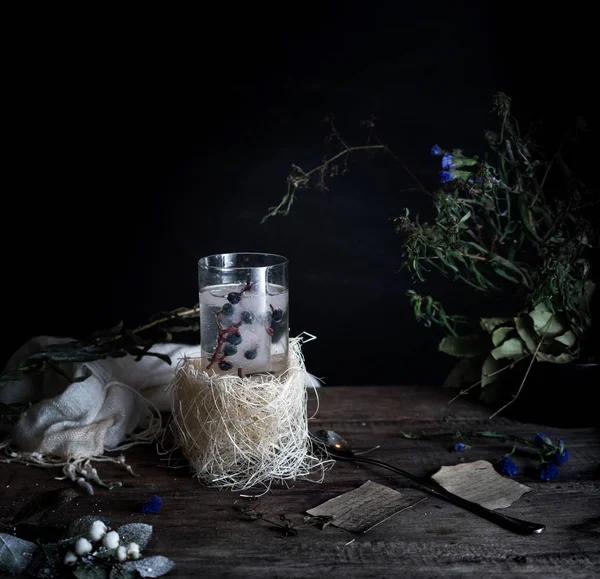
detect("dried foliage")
[262,93,597,413]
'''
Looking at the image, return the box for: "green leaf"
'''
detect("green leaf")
[453,169,473,180]
[439,335,489,357]
[529,302,565,337]
[514,315,538,352]
[490,262,521,285]
[443,356,480,388]
[110,567,138,579]
[490,255,529,286]
[458,210,472,224]
[491,327,514,347]
[535,352,574,364]
[71,365,94,383]
[0,533,38,575]
[478,430,503,438]
[467,241,489,255]
[123,556,176,577]
[480,317,512,333]
[555,330,577,348]
[518,193,542,242]
[491,337,525,360]
[74,563,110,579]
[92,320,124,339]
[481,355,508,388]
[115,523,153,551]
[479,378,506,407]
[124,329,151,347]
[434,249,459,273]
[399,431,424,439]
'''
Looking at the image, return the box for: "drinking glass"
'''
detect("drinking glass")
[198,253,289,375]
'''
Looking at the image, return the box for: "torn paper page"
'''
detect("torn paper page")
[431,460,532,510]
[306,480,424,533]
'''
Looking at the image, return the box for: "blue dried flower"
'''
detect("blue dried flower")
[441,153,454,169]
[431,144,443,156]
[142,494,163,513]
[539,463,560,481]
[534,433,552,447]
[454,442,468,452]
[553,447,569,465]
[499,456,518,477]
[439,171,454,183]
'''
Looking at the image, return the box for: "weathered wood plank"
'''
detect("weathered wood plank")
[1,386,598,578]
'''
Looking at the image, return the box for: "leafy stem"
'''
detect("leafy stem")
[234,504,298,537]
[0,305,200,384]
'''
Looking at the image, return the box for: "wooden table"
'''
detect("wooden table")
[2,386,599,578]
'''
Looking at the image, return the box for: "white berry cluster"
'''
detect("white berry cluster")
[63,520,142,566]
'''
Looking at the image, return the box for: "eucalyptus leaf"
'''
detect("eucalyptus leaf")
[491,337,525,360]
[73,563,110,579]
[529,302,565,337]
[467,241,489,255]
[443,356,480,388]
[514,316,538,352]
[124,330,151,347]
[92,320,124,338]
[115,523,153,551]
[491,327,514,347]
[439,335,489,357]
[580,280,596,312]
[555,330,577,348]
[490,255,529,286]
[481,355,508,388]
[0,305,200,384]
[489,260,521,285]
[93,546,118,560]
[0,533,38,575]
[480,317,512,333]
[459,210,472,223]
[133,350,172,365]
[478,430,502,438]
[123,556,175,578]
[109,567,138,579]
[535,351,574,364]
[479,378,506,406]
[71,365,94,383]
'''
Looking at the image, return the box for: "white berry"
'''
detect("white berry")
[74,537,93,556]
[102,530,119,549]
[89,520,108,542]
[64,551,78,565]
[116,545,127,562]
[126,542,141,560]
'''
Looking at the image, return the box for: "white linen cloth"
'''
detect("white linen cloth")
[0,336,199,460]
[1,336,320,462]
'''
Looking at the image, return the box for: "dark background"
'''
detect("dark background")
[3,4,597,423]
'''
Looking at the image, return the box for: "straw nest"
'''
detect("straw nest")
[168,337,332,493]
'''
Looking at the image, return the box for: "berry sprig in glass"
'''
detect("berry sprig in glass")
[198,253,289,376]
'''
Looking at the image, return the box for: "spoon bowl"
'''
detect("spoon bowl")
[312,429,545,535]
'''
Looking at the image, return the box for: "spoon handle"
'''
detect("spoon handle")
[342,456,545,535]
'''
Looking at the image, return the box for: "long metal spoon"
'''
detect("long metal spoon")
[313,429,545,535]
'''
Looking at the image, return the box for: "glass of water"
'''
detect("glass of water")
[198,253,289,375]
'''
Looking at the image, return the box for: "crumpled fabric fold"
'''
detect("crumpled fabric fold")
[1,336,200,460]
